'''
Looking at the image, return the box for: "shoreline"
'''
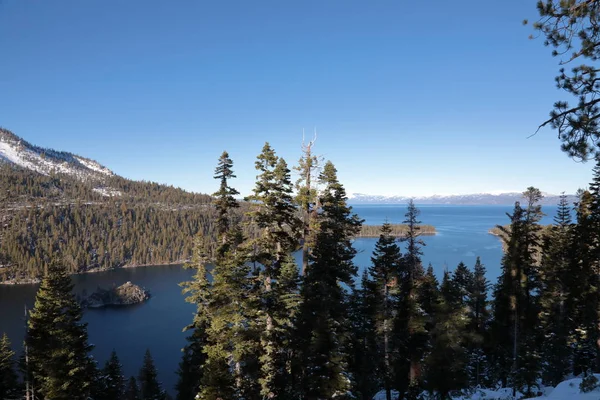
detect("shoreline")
[0,260,188,286]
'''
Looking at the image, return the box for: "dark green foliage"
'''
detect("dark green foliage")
[424,270,470,399]
[539,194,575,386]
[296,161,363,399]
[490,189,544,395]
[178,232,211,400]
[0,333,20,400]
[467,257,490,387]
[98,350,126,400]
[25,261,96,399]
[124,376,142,400]
[528,2,600,159]
[246,143,302,398]
[365,222,403,400]
[138,349,166,400]
[349,271,380,400]
[394,200,428,394]
[175,328,207,400]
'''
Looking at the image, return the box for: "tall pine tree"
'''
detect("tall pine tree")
[0,333,19,400]
[394,200,428,397]
[246,143,302,399]
[539,193,574,385]
[98,350,126,400]
[138,349,166,400]
[366,222,403,400]
[296,160,363,399]
[25,261,96,400]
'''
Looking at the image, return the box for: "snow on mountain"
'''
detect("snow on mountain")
[349,192,577,206]
[0,128,114,181]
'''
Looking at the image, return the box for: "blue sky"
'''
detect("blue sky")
[0,1,594,197]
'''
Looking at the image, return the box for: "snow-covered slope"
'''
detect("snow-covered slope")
[348,192,577,206]
[0,128,114,181]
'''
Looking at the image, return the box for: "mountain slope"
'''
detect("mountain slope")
[0,128,114,181]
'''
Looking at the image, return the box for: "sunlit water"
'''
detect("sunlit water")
[0,204,560,394]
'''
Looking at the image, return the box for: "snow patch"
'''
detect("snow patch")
[93,187,122,197]
[75,156,113,176]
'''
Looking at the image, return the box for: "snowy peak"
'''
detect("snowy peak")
[0,128,114,180]
[348,192,577,205]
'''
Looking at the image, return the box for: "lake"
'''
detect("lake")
[0,204,560,394]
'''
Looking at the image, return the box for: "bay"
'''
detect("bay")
[0,204,561,394]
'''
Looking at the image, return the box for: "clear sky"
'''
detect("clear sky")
[0,1,594,197]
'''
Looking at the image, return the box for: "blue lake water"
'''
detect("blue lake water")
[0,204,561,394]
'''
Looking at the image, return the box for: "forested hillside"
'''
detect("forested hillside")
[0,149,219,282]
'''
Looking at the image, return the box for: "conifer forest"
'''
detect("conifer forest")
[3,1,600,399]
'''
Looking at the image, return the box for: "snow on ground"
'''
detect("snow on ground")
[75,156,113,176]
[92,187,122,197]
[371,376,600,399]
[0,135,113,180]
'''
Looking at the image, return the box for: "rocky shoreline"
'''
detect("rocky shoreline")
[81,281,150,308]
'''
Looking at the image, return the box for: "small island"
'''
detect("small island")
[82,281,150,308]
[356,224,436,238]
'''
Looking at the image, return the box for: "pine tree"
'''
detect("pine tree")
[98,350,126,400]
[138,349,166,400]
[25,261,96,400]
[178,233,211,400]
[199,152,258,399]
[366,222,403,400]
[394,199,427,396]
[246,143,302,399]
[124,376,141,400]
[424,270,470,399]
[569,159,600,375]
[175,328,207,400]
[467,257,490,387]
[0,333,19,400]
[296,160,363,399]
[539,193,574,385]
[490,188,544,395]
[349,271,379,400]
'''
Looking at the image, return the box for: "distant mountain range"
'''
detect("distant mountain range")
[348,192,578,206]
[0,128,114,182]
[0,127,578,206]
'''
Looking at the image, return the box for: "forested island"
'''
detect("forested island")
[81,281,150,308]
[358,223,436,237]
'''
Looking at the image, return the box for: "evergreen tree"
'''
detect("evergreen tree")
[124,376,141,400]
[175,328,207,400]
[467,257,490,387]
[490,188,544,395]
[198,152,257,399]
[178,233,211,400]
[25,261,96,400]
[539,193,574,385]
[246,143,302,399]
[98,350,126,400]
[0,333,19,400]
[394,199,428,396]
[296,160,363,399]
[366,222,403,400]
[424,270,470,399]
[349,271,379,400]
[138,349,166,400]
[569,160,600,375]
[528,1,600,159]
